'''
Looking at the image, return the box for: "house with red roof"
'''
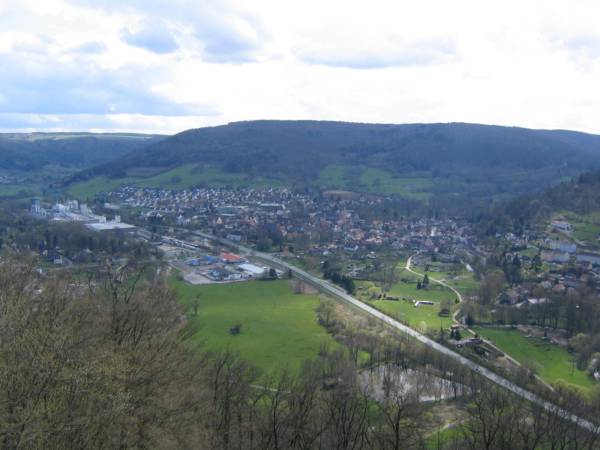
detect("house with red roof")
[220,252,245,264]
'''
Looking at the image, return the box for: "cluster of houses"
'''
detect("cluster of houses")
[499,268,599,307]
[497,225,600,308]
[101,185,483,282]
[106,186,293,226]
[540,242,600,267]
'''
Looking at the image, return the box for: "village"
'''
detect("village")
[495,216,600,309]
[92,184,600,307]
[105,185,483,270]
[21,181,600,394]
[27,184,600,312]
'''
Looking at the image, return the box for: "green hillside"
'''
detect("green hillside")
[67,121,600,207]
[67,120,600,207]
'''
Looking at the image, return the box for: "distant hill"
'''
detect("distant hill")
[0,133,164,171]
[67,121,600,207]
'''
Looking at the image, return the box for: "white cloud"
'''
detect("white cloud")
[298,36,456,69]
[0,0,599,134]
[68,41,108,54]
[120,20,179,54]
[0,50,217,115]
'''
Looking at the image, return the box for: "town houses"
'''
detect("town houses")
[104,185,479,266]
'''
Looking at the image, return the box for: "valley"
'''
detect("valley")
[3,122,600,448]
[6,1,600,446]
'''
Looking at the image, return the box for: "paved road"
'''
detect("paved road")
[189,231,599,433]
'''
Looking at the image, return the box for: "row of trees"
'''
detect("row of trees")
[322,263,356,294]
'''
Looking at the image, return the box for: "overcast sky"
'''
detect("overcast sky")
[1,0,600,134]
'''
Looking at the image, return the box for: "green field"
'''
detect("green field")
[0,184,36,197]
[407,263,480,296]
[66,176,132,200]
[572,221,600,244]
[318,165,347,188]
[474,327,595,391]
[359,274,455,333]
[359,168,432,199]
[172,278,339,374]
[67,164,283,199]
[556,211,600,246]
[317,165,432,200]
[70,163,434,200]
[368,296,453,333]
[134,165,282,190]
[518,246,539,259]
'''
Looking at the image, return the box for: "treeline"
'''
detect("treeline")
[1,253,600,449]
[322,259,356,294]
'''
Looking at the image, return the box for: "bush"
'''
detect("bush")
[229,322,242,335]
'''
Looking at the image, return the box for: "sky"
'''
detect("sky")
[1,0,600,134]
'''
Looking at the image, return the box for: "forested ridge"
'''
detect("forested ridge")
[73,120,600,183]
[0,133,163,171]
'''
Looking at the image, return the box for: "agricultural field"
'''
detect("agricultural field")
[172,278,340,374]
[67,161,473,202]
[66,176,132,200]
[67,164,282,199]
[133,164,282,190]
[318,165,347,188]
[359,168,432,199]
[474,327,595,391]
[317,165,433,200]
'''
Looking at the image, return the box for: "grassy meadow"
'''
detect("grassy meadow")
[317,165,433,200]
[172,278,339,374]
[358,272,456,333]
[408,263,480,297]
[474,327,595,391]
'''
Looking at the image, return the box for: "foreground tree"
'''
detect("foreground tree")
[0,255,207,449]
